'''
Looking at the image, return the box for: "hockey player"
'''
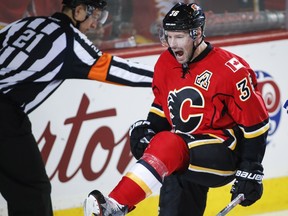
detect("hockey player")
[83,2,269,216]
[0,0,153,215]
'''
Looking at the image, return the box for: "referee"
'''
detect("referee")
[0,0,153,215]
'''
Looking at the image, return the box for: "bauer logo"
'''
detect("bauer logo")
[255,70,281,144]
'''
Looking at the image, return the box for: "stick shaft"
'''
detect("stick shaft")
[216,194,245,216]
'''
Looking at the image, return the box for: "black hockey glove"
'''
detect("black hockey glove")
[231,161,264,206]
[129,120,156,160]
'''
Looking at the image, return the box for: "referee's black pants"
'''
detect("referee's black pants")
[0,97,53,216]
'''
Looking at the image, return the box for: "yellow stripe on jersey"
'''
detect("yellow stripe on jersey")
[226,129,237,150]
[88,53,113,82]
[240,121,270,139]
[188,164,236,176]
[149,106,165,118]
[126,172,153,197]
[187,137,223,149]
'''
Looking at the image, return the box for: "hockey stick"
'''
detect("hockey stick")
[216,193,245,216]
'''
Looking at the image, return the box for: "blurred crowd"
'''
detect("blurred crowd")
[0,0,286,50]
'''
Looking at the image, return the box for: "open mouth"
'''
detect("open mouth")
[175,50,184,57]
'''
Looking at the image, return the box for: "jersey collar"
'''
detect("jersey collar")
[191,41,213,63]
[51,12,75,27]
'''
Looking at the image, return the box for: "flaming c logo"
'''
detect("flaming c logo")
[255,70,281,144]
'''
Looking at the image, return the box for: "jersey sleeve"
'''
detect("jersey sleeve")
[69,24,153,87]
[88,54,153,87]
[146,55,172,133]
[147,102,171,133]
[227,65,269,163]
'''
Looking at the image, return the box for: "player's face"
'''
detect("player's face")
[166,31,194,64]
[79,9,102,34]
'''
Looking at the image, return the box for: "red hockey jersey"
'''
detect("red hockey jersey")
[149,43,269,162]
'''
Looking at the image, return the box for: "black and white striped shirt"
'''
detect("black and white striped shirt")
[0,13,153,114]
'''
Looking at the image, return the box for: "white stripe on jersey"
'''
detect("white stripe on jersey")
[0,47,15,65]
[0,71,35,90]
[2,21,27,46]
[72,25,101,54]
[0,68,12,76]
[27,18,45,29]
[41,22,60,35]
[7,51,29,69]
[24,80,63,113]
[0,33,65,89]
[29,33,66,71]
[36,64,63,82]
[110,65,153,83]
[114,56,153,71]
[111,56,153,83]
[26,34,44,52]
[74,40,95,66]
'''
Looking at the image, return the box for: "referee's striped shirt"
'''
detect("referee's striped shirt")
[0,13,153,114]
